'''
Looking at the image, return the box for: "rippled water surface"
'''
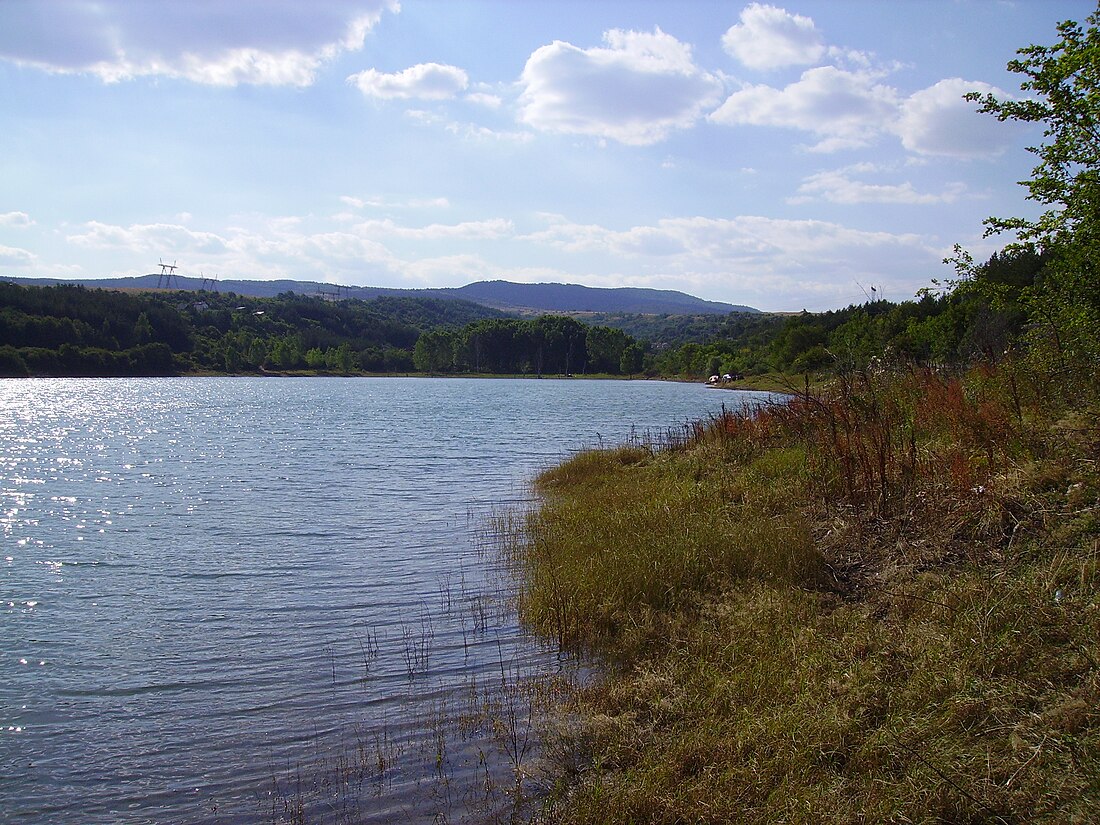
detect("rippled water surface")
[1,377,765,823]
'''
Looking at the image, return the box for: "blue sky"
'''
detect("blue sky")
[0,1,1091,311]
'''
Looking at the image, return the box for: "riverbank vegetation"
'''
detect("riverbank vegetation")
[506,10,1100,823]
[511,361,1098,822]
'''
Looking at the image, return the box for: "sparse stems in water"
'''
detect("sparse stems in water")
[354,629,380,681]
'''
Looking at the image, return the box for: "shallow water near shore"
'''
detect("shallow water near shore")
[1,376,769,823]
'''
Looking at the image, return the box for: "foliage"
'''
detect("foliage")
[648,270,1046,380]
[576,311,780,350]
[0,282,486,376]
[413,315,646,376]
[0,281,648,378]
[967,10,1100,247]
[964,3,1100,392]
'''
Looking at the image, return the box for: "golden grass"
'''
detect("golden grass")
[508,361,1100,823]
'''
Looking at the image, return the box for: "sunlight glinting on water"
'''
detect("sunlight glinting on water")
[1,376,769,824]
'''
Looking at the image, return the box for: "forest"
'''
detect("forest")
[0,281,650,378]
[650,246,1045,378]
[0,246,1044,381]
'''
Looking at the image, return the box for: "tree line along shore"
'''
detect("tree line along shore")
[0,240,1047,385]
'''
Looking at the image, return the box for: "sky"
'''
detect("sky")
[0,1,1093,312]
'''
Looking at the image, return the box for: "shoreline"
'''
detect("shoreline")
[3,369,794,390]
[509,360,1100,821]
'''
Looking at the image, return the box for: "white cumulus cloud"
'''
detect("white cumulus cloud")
[348,62,469,99]
[518,27,724,145]
[0,211,35,228]
[66,221,229,255]
[0,1,398,86]
[709,66,899,151]
[722,3,826,71]
[0,244,36,267]
[354,218,513,241]
[527,213,929,264]
[897,78,1019,158]
[524,212,939,308]
[790,167,967,205]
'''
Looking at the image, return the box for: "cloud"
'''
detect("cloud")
[348,62,469,99]
[38,206,949,309]
[465,92,502,108]
[523,213,941,308]
[0,244,36,267]
[518,27,724,145]
[709,66,898,151]
[66,221,229,254]
[355,217,513,240]
[405,109,534,143]
[722,3,825,71]
[56,215,517,287]
[790,167,967,205]
[897,78,1019,158]
[403,253,498,284]
[395,196,451,209]
[340,194,450,210]
[0,211,35,228]
[0,1,398,86]
[527,213,929,263]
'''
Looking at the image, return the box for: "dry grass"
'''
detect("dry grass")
[507,360,1100,823]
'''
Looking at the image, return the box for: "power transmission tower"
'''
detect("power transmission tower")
[157,258,179,289]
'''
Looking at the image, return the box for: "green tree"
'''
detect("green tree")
[585,326,629,374]
[413,329,456,372]
[246,338,267,369]
[772,316,827,370]
[268,335,303,370]
[0,345,29,377]
[529,316,587,375]
[619,342,645,374]
[326,342,356,373]
[965,5,1100,384]
[133,312,154,344]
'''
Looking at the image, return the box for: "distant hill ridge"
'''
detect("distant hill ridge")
[1,275,759,316]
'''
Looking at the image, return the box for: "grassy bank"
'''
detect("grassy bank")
[506,361,1099,823]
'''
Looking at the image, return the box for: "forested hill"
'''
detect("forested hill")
[0,282,509,377]
[0,281,653,377]
[1,275,756,316]
[445,281,756,315]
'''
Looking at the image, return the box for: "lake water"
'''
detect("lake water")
[0,377,769,824]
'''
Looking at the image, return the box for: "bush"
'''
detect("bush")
[0,345,29,377]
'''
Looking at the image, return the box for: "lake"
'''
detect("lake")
[0,376,771,823]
